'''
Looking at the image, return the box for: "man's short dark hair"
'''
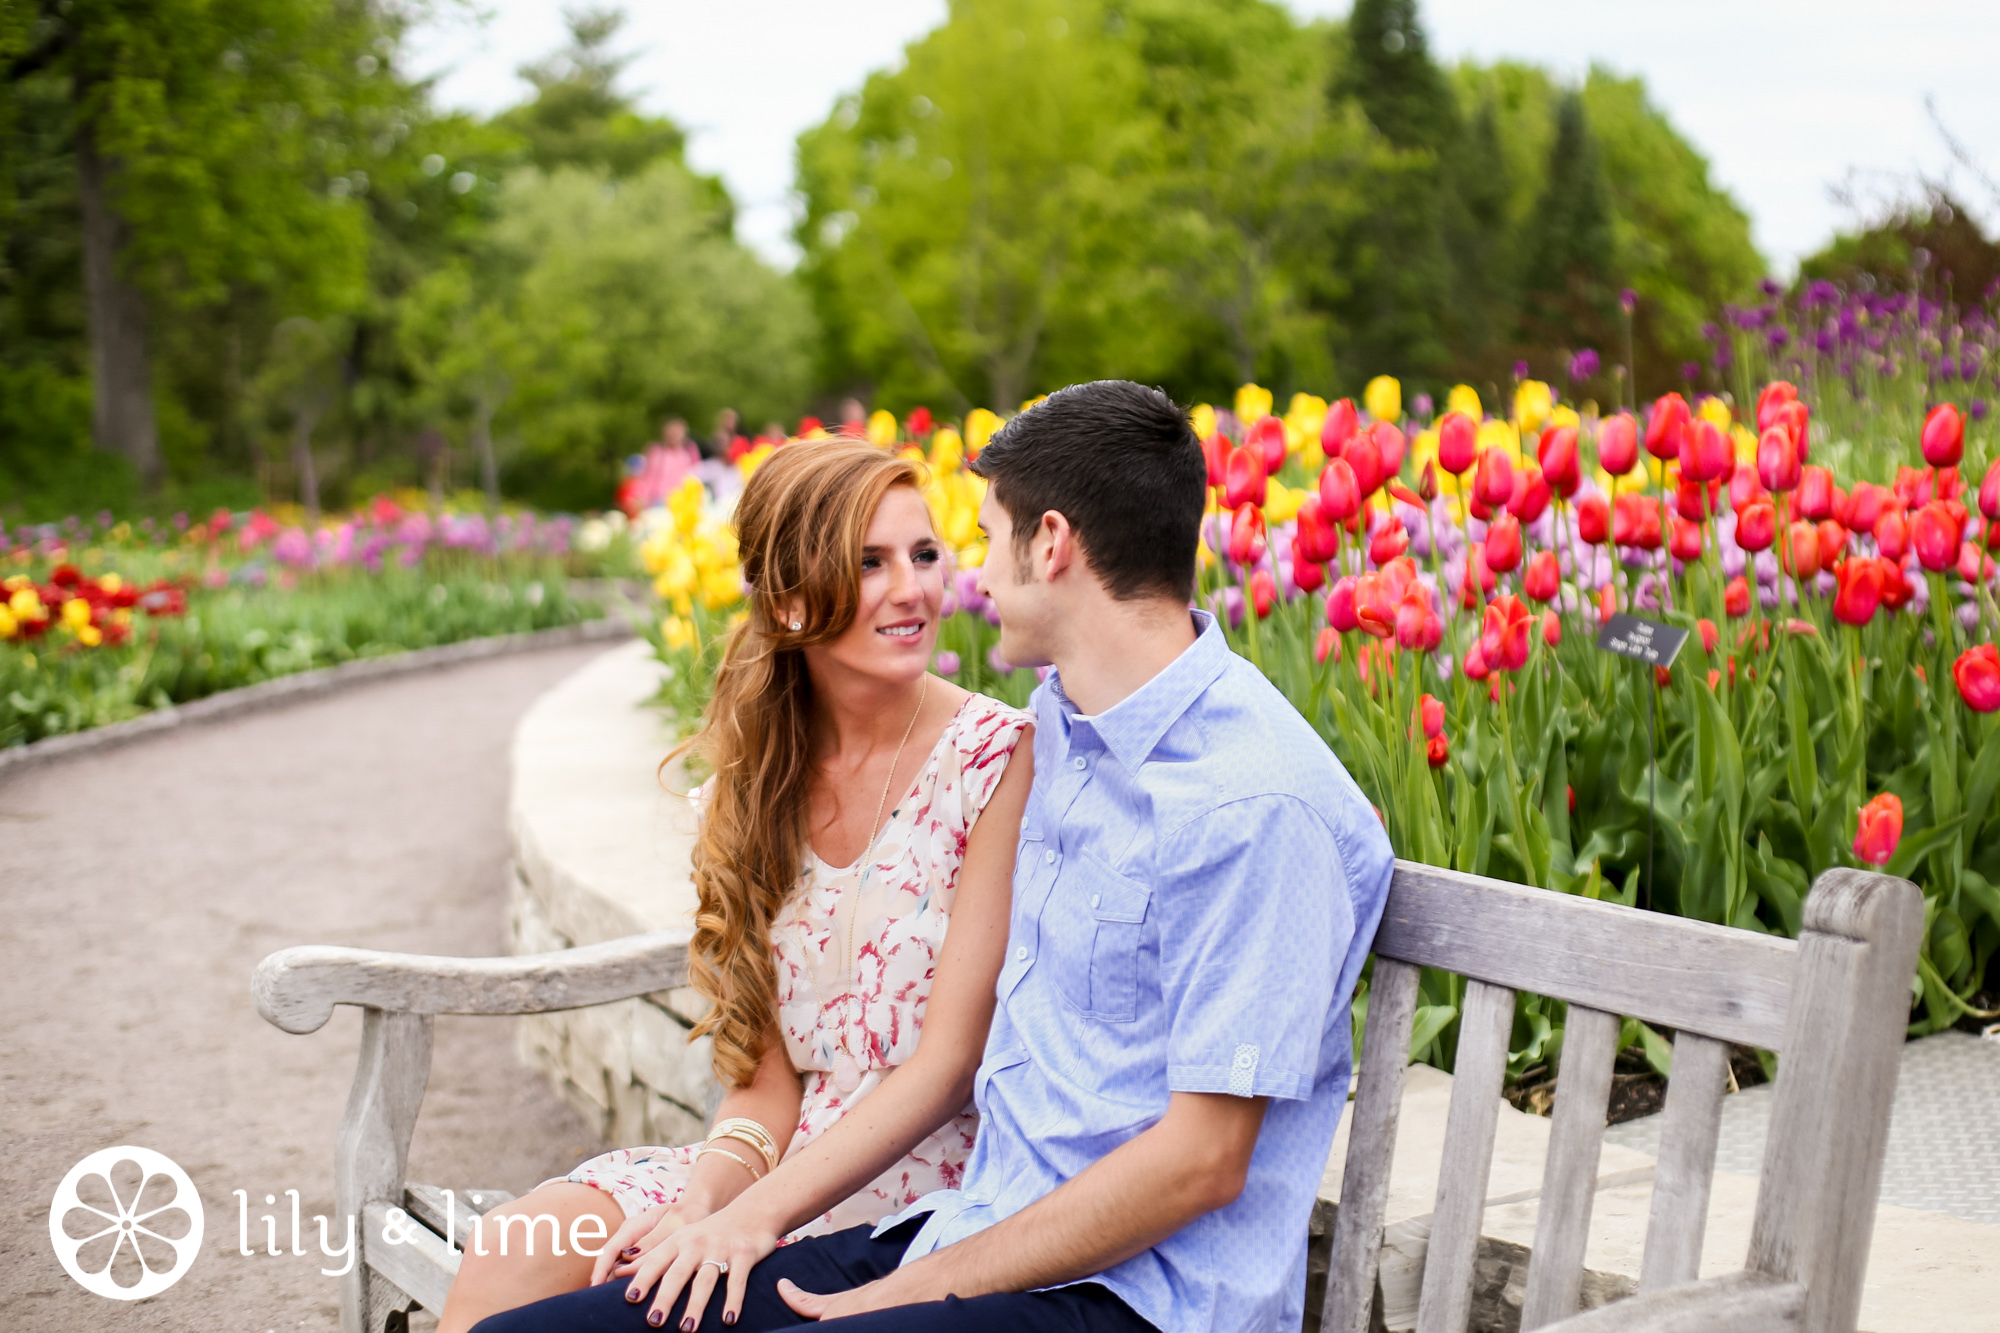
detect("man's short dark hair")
[970,380,1205,602]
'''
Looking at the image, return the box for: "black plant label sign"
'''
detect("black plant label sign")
[1594,613,1688,667]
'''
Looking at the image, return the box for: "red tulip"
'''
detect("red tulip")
[1395,584,1443,652]
[1755,381,1798,432]
[1542,609,1562,647]
[1670,515,1703,562]
[1249,567,1278,618]
[1293,552,1325,594]
[1248,416,1288,473]
[1318,456,1362,523]
[1480,593,1535,672]
[1729,460,1767,513]
[1327,576,1359,632]
[1775,400,1810,460]
[1849,482,1889,535]
[1426,733,1450,768]
[1344,430,1385,499]
[1612,493,1663,549]
[1645,392,1690,461]
[1921,403,1964,468]
[1467,542,1497,597]
[1439,411,1478,474]
[1756,425,1801,493]
[1597,413,1638,476]
[1370,516,1411,565]
[1697,617,1719,655]
[1372,420,1407,476]
[1786,520,1822,580]
[1874,505,1909,562]
[1597,584,1618,623]
[1418,692,1446,739]
[1724,575,1751,618]
[1960,541,1996,585]
[1938,466,1964,504]
[1675,474,1709,523]
[1353,572,1398,638]
[1798,465,1834,520]
[1202,433,1229,487]
[1735,501,1776,553]
[1892,465,1932,512]
[1228,502,1267,565]
[1575,493,1609,545]
[1817,519,1849,569]
[1463,638,1491,681]
[1314,626,1338,663]
[1538,427,1581,498]
[1322,398,1359,455]
[1953,643,2000,713]
[1832,558,1884,626]
[1682,418,1733,483]
[1852,792,1903,867]
[1980,458,2000,521]
[1224,445,1266,510]
[1473,448,1515,508]
[1484,513,1523,573]
[1884,558,1917,610]
[1521,549,1559,601]
[1912,502,1960,571]
[1294,495,1335,564]
[1508,461,1552,523]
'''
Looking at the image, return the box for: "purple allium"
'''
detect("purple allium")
[1514,360,1531,380]
[1970,399,1988,421]
[1681,361,1701,382]
[1620,289,1637,314]
[933,650,961,676]
[1760,278,1782,297]
[1569,348,1600,380]
[1411,392,1433,419]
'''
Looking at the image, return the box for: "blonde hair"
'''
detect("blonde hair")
[678,437,926,1087]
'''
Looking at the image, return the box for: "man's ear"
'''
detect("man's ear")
[1039,510,1077,582]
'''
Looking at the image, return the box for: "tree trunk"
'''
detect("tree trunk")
[471,400,499,509]
[291,411,321,527]
[75,115,163,489]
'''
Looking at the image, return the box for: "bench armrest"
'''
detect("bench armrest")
[1537,1272,1803,1333]
[252,930,693,1034]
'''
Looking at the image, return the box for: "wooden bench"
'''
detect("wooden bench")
[252,861,1921,1333]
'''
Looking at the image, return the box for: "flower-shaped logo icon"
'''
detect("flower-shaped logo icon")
[49,1146,204,1300]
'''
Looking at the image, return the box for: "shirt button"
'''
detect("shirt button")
[1090,893,1101,908]
[1015,946,1028,962]
[1235,1051,1256,1067]
[1073,756,1087,770]
[1044,849,1055,864]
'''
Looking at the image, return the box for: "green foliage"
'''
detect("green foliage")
[1798,190,2000,304]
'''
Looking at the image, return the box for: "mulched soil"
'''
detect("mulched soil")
[1504,1042,1771,1123]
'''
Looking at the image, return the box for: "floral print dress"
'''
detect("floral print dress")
[559,692,1031,1239]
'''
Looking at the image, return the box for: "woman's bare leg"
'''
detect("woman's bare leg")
[435,1182,627,1333]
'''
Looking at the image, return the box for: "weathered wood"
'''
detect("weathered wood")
[253,930,692,1034]
[335,1010,432,1333]
[1374,863,1796,1050]
[1535,1272,1804,1333]
[1519,1004,1620,1329]
[1414,978,1515,1333]
[1639,1032,1731,1291]
[1747,870,1922,1333]
[1321,958,1420,1333]
[404,1184,517,1252]
[362,1199,458,1317]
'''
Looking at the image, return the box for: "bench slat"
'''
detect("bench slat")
[363,1199,458,1316]
[1520,1003,1621,1329]
[1374,863,1795,1051]
[1321,958,1420,1333]
[1641,1031,1731,1290]
[1415,978,1515,1333]
[405,1183,518,1252]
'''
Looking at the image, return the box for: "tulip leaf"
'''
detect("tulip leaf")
[1409,1004,1459,1063]
[1885,812,1967,882]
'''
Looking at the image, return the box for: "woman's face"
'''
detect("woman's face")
[808,484,945,686]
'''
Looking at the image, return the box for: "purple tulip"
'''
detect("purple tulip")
[933,651,961,676]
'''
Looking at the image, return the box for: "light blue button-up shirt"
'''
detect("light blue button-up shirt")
[875,610,1394,1333]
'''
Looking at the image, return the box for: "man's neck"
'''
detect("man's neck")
[1049,596,1198,717]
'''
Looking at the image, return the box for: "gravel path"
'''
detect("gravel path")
[0,645,617,1332]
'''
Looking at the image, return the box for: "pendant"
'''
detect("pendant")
[832,1050,862,1093]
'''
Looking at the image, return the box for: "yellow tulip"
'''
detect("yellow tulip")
[1513,380,1553,435]
[661,615,695,652]
[1287,392,1328,428]
[2,574,27,592]
[1697,396,1733,430]
[738,441,776,478]
[1190,404,1217,440]
[868,409,900,446]
[1300,436,1325,474]
[1364,375,1402,423]
[62,597,92,630]
[10,587,42,618]
[0,606,15,638]
[958,541,986,568]
[930,426,964,474]
[100,573,123,593]
[669,476,705,536]
[700,566,744,609]
[1546,405,1581,433]
[77,624,101,647]
[800,426,829,441]
[1477,419,1523,463]
[653,548,699,602]
[1264,481,1305,525]
[898,444,926,467]
[1234,383,1273,424]
[1446,384,1482,420]
[1731,424,1758,463]
[965,408,1002,453]
[1019,394,1049,413]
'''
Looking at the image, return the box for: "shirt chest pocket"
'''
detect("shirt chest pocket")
[1050,852,1153,1022]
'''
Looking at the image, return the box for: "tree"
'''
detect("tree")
[1515,92,1617,362]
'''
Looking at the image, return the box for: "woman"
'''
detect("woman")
[440,438,1033,1333]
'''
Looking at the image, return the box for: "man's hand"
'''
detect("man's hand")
[776,1274,904,1321]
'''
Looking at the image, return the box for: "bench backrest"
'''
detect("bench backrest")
[1319,862,1921,1333]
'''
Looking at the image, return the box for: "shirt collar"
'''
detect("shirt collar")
[1048,609,1230,771]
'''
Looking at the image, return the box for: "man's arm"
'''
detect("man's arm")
[779,1090,1267,1320]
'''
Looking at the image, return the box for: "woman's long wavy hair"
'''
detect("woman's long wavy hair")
[679,437,927,1088]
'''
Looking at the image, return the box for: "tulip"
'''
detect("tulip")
[1370,517,1411,566]
[1817,519,1849,569]
[1892,465,1933,512]
[1473,448,1515,508]
[1327,576,1359,632]
[1249,568,1278,619]
[1670,515,1703,562]
[1793,465,1832,521]
[1981,458,2000,522]
[1395,585,1443,651]
[1365,375,1402,423]
[1724,575,1751,618]
[1228,503,1267,565]
[1775,400,1810,460]
[1682,418,1733,483]
[1597,413,1638,476]
[1755,381,1798,432]
[1484,513,1523,573]
[1882,558,1916,610]
[1645,392,1690,461]
[1953,643,2000,713]
[1248,416,1288,474]
[1315,626,1339,664]
[1576,493,1609,545]
[1612,493,1663,550]
[1675,475,1708,523]
[1344,429,1385,499]
[1202,433,1228,487]
[1438,411,1478,474]
[1735,501,1776,553]
[1697,618,1718,655]
[1293,554,1325,594]
[1756,425,1801,493]
[1318,456,1361,523]
[1911,502,1959,571]
[1295,495,1335,564]
[1938,466,1964,504]
[1426,733,1450,768]
[1466,542,1497,596]
[1729,460,1767,513]
[1848,482,1888,535]
[1832,558,1884,626]
[1224,445,1266,510]
[1522,549,1560,601]
[1542,609,1562,647]
[1508,462,1552,523]
[1322,398,1359,455]
[1785,520,1822,580]
[1463,639,1491,680]
[1418,458,1440,502]
[1371,420,1407,476]
[1538,427,1581,497]
[1480,593,1535,672]
[1921,403,1964,468]
[1853,792,1903,867]
[1598,584,1619,622]
[1874,507,1910,563]
[1354,572,1398,638]
[1418,692,1445,739]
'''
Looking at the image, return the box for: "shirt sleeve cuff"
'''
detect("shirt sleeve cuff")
[1167,1062,1311,1101]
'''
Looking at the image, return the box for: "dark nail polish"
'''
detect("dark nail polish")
[679,1318,696,1333]
[723,1314,737,1326]
[627,1287,643,1303]
[645,1312,665,1329]
[622,1245,640,1257]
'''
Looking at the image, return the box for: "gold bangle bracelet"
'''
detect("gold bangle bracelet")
[708,1119,779,1173]
[694,1144,762,1181]
[709,1129,778,1176]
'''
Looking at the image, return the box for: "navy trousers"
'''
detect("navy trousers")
[469,1215,1157,1333]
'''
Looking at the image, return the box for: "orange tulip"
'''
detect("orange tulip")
[1853,792,1903,866]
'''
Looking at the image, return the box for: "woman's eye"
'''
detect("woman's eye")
[914,548,940,565]
[860,556,881,571]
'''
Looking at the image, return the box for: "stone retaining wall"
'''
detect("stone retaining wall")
[506,638,721,1149]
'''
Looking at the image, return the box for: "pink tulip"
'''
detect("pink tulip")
[1327,576,1359,632]
[1228,502,1266,565]
[1353,572,1398,639]
[1344,430,1385,499]
[1248,416,1288,474]
[1954,644,2000,713]
[1371,420,1407,476]
[1921,404,1964,468]
[1439,411,1478,474]
[1294,494,1335,564]
[1395,585,1442,652]
[1249,568,1278,619]
[1797,465,1835,520]
[1224,445,1266,510]
[1675,475,1709,523]
[1755,382,1798,432]
[1322,398,1359,455]
[1598,413,1638,476]
[1645,393,1690,461]
[1418,692,1445,739]
[1682,418,1733,483]
[1318,457,1361,523]
[1542,609,1562,647]
[1757,425,1801,492]
[1508,461,1552,523]
[1370,517,1410,566]
[1538,427,1580,497]
[1832,558,1883,626]
[1474,448,1515,508]
[1724,575,1751,618]
[1736,501,1776,552]
[1979,457,2000,522]
[1480,594,1535,672]
[1730,460,1766,513]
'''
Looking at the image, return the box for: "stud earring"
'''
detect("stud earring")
[789,620,802,631]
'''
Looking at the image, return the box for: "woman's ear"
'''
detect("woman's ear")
[777,598,805,632]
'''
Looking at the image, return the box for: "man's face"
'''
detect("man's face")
[975,489,1055,670]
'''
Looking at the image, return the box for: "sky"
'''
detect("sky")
[404,0,2000,274]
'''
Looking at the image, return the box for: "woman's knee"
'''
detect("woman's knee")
[462,1183,622,1266]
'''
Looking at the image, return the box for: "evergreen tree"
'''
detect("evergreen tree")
[1333,0,1457,150]
[1516,92,1618,366]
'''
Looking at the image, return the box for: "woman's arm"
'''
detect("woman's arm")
[612,727,1035,1324]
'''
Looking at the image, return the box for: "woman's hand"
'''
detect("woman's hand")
[587,1198,711,1288]
[615,1203,785,1330]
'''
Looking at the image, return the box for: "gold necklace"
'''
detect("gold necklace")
[819,673,927,1094]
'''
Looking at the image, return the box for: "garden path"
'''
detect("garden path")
[0,644,615,1332]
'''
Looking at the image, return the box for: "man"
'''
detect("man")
[492,381,1392,1332]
